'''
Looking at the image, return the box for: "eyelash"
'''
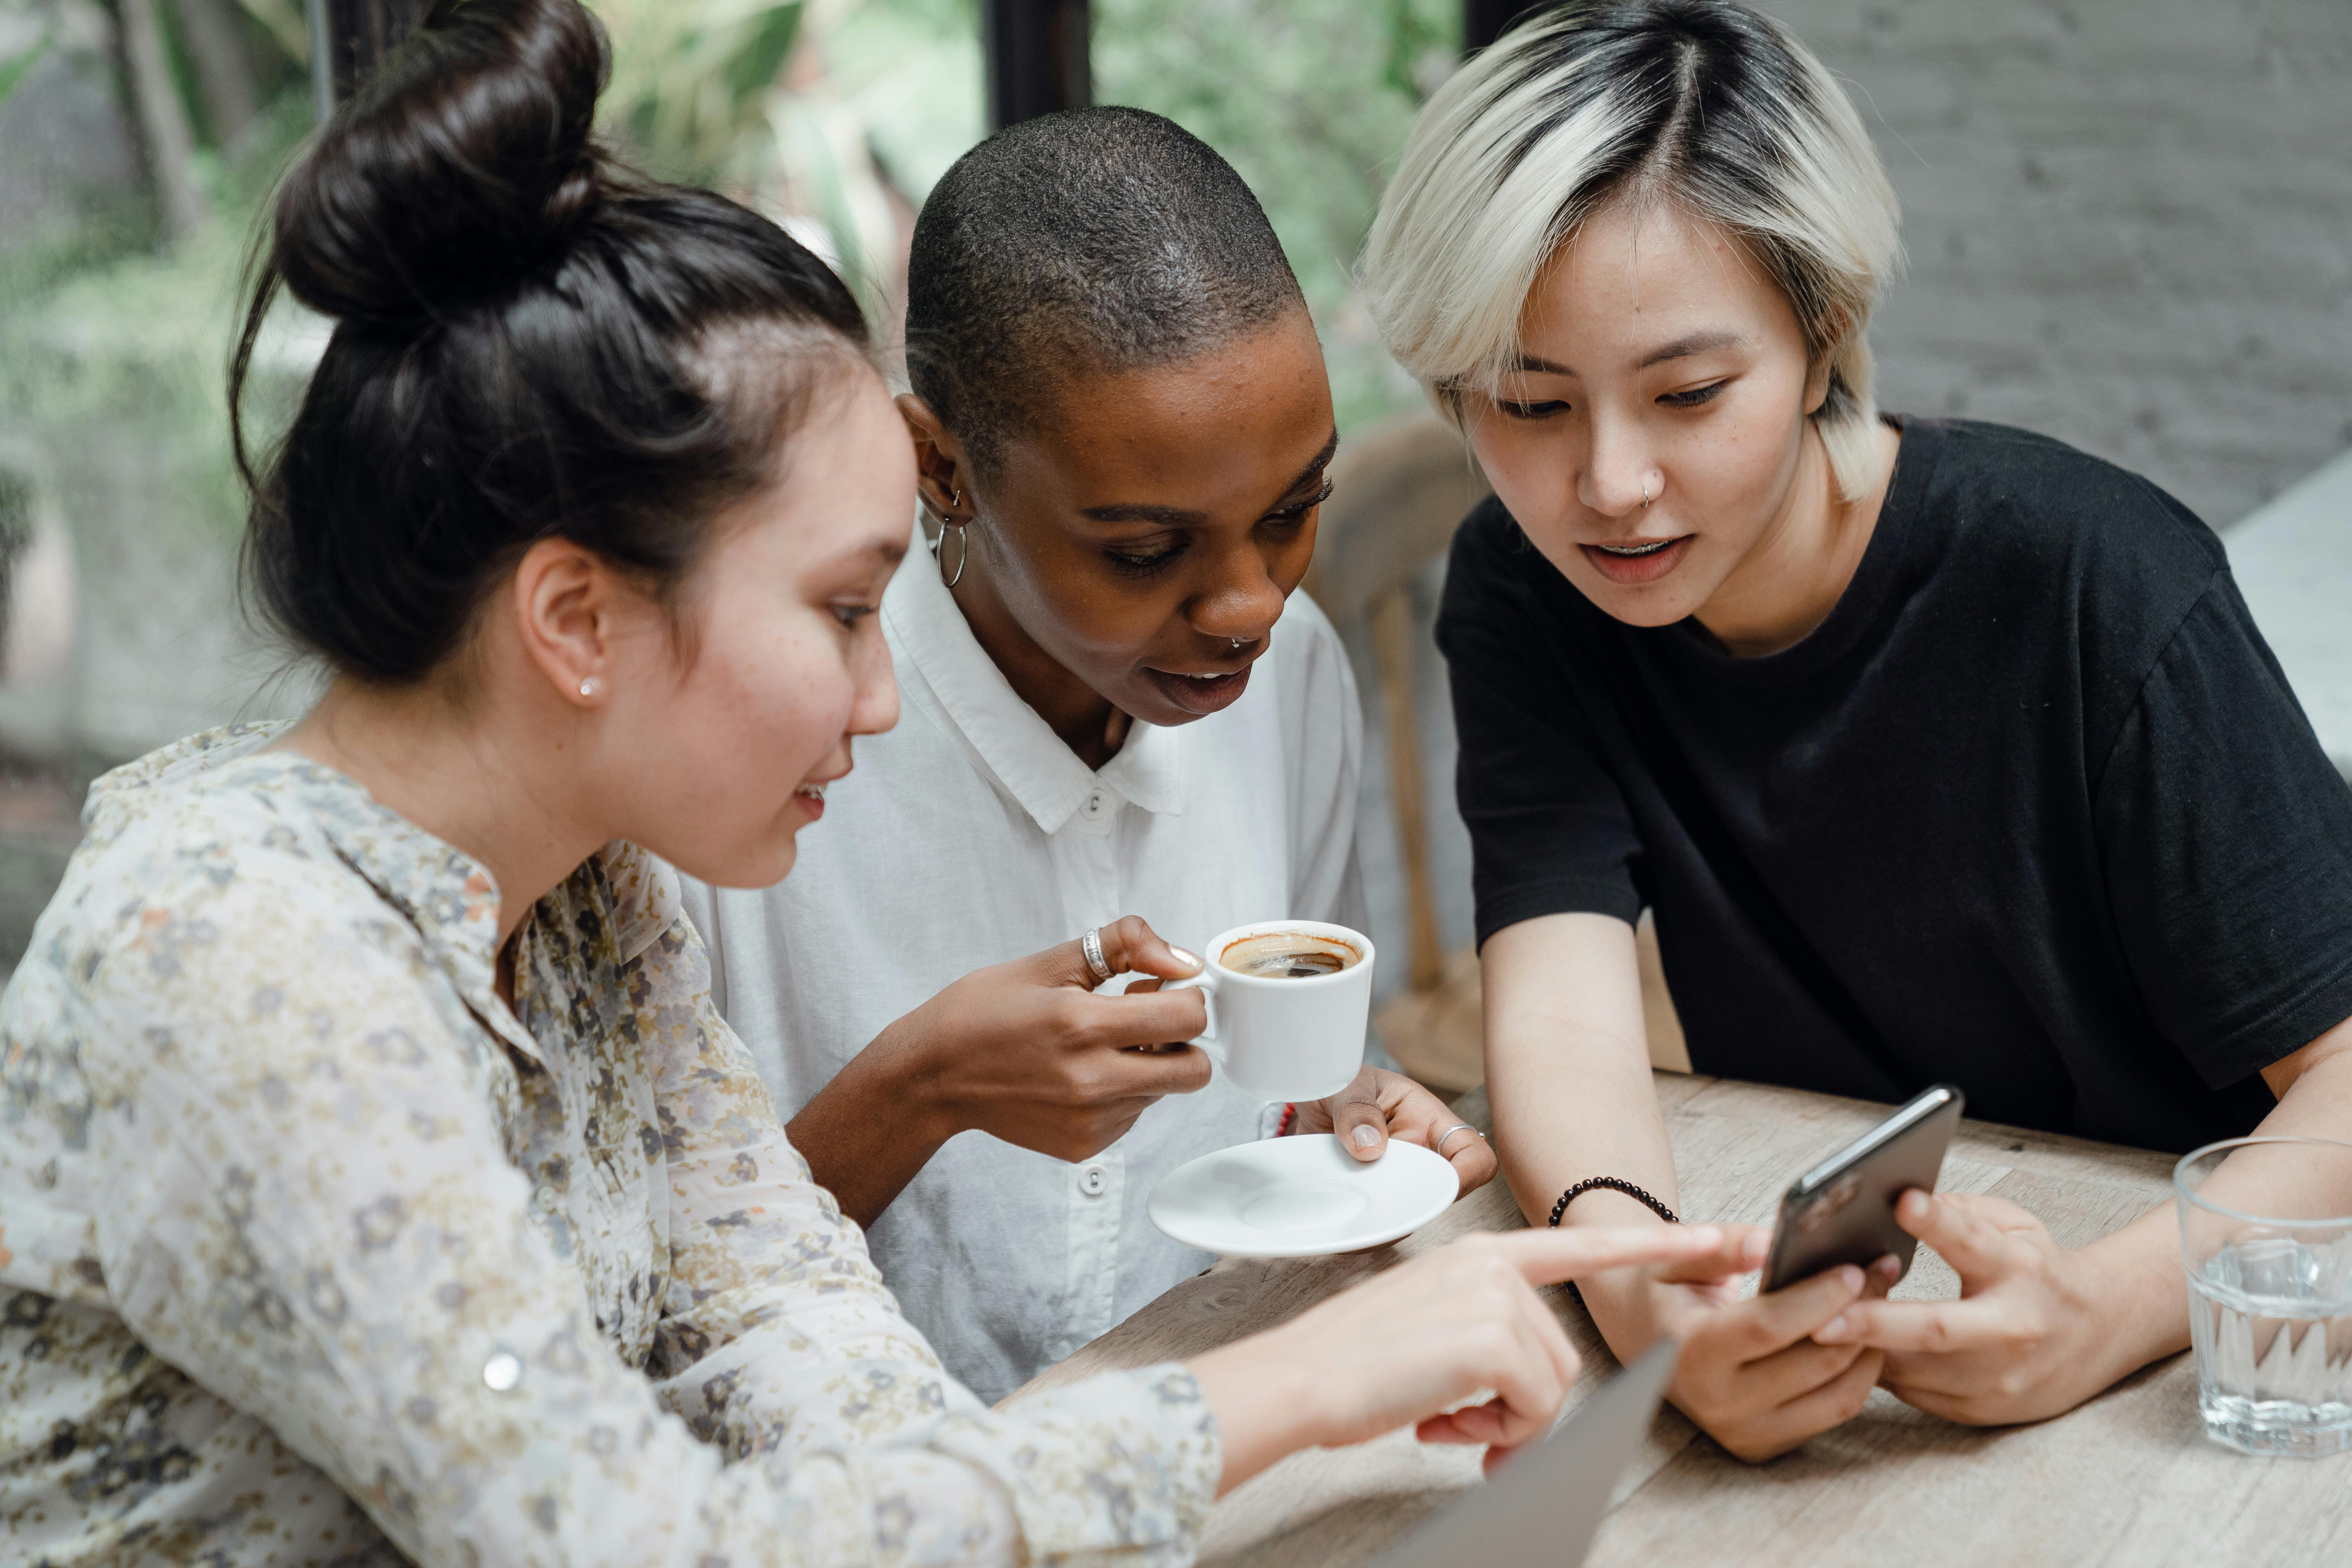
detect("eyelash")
[832,603,878,628]
[1498,381,1730,419]
[1105,543,1187,579]
[1273,479,1336,520]
[1103,480,1334,579]
[1659,380,1729,409]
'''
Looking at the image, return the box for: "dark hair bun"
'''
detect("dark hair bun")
[232,0,873,684]
[273,0,607,322]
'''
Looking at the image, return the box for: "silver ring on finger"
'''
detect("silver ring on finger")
[1081,926,1114,984]
[1433,1123,1484,1156]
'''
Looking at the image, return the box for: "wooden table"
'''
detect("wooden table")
[1018,1073,2352,1566]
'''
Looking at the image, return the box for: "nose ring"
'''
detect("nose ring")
[1641,474,1657,509]
[1230,637,1243,652]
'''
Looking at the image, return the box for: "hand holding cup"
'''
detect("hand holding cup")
[872,914,1214,1165]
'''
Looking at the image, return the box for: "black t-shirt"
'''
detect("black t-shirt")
[1437,417,2352,1152]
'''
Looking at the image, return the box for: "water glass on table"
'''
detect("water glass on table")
[2174,1136,2352,1458]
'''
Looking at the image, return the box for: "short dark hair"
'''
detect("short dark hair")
[231,0,872,684]
[904,106,1306,472]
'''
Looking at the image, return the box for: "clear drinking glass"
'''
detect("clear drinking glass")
[2174,1136,2352,1457]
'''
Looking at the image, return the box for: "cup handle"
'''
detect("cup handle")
[1163,971,1223,1067]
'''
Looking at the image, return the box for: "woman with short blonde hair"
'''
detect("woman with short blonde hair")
[1365,0,2352,1461]
[1367,0,1898,499]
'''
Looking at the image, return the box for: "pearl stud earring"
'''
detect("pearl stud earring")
[578,677,602,700]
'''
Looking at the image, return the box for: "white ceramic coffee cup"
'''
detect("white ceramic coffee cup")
[1165,920,1375,1102]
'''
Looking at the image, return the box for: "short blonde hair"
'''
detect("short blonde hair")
[1361,0,1902,500]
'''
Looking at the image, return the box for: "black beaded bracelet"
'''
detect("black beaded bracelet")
[1548,1176,1679,1229]
[1549,1178,1679,1308]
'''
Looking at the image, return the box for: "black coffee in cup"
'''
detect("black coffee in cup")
[1219,931,1363,980]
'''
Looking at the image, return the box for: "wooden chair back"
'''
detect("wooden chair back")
[1306,415,1689,1094]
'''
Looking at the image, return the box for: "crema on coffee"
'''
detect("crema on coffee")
[1219,931,1363,980]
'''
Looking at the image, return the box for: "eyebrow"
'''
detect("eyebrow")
[1079,427,1341,526]
[837,539,907,569]
[1508,330,1750,379]
[1636,330,1747,369]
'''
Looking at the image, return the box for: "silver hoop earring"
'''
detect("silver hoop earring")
[926,489,969,589]
[936,523,969,589]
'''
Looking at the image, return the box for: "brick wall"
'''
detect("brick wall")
[1763,0,2352,528]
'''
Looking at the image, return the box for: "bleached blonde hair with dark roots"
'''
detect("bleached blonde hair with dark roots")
[1361,0,1902,501]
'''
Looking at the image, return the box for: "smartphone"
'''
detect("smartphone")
[1760,1083,1964,1294]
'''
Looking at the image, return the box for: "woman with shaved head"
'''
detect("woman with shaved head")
[1363,0,2352,1459]
[680,107,1512,1404]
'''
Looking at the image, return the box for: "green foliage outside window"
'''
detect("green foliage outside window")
[1095,0,1457,432]
[0,0,1447,574]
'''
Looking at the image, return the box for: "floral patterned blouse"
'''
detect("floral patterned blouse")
[0,725,1219,1566]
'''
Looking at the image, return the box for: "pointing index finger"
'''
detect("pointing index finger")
[1499,1222,1734,1285]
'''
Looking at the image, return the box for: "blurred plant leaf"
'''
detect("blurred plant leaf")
[600,0,822,183]
[0,30,56,111]
[234,0,311,72]
[1380,0,1452,104]
[727,2,804,107]
[1094,0,1461,436]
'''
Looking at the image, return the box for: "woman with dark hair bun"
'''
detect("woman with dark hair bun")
[0,2,1748,1561]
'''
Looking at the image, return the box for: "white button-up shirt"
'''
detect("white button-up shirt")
[681,539,1366,1403]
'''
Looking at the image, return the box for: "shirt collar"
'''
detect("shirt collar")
[307,767,543,1065]
[102,724,545,1065]
[885,522,1185,834]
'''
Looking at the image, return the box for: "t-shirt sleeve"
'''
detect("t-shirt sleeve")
[1436,505,1644,947]
[2095,569,2352,1089]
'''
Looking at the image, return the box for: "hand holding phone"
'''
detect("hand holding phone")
[1760,1084,1964,1294]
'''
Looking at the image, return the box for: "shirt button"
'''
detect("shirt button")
[482,1351,523,1392]
[1078,1163,1109,1197]
[1081,791,1107,820]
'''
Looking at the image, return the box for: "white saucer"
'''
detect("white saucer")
[1146,1134,1461,1258]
